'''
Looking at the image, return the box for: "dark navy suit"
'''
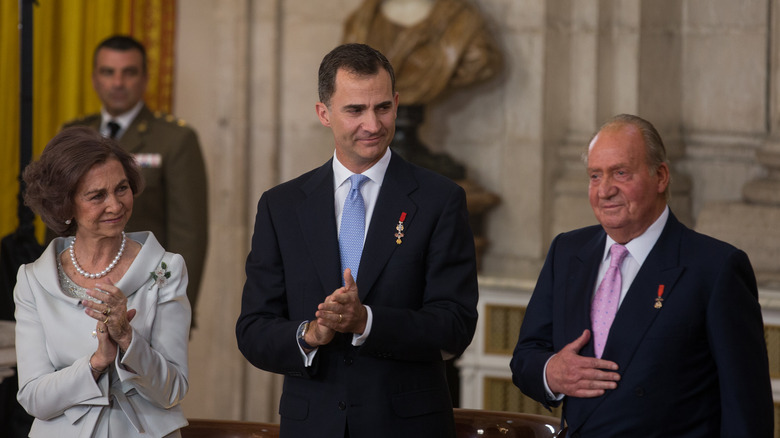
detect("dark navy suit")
[236,152,479,437]
[511,212,773,437]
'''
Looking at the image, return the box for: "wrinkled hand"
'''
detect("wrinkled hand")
[316,269,368,334]
[546,330,621,398]
[82,278,136,368]
[92,310,136,371]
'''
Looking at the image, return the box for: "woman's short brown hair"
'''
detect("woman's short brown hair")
[23,126,144,236]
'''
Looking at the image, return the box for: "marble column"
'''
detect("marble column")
[551,0,691,237]
[694,0,778,287]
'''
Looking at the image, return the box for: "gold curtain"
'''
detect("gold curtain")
[0,0,175,241]
[0,1,20,241]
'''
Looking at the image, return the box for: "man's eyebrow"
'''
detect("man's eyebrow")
[342,104,367,111]
[587,163,629,172]
[341,100,393,111]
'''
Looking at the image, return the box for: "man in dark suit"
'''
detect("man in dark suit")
[511,114,773,437]
[236,43,479,437]
[62,35,208,320]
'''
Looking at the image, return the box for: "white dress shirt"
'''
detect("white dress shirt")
[298,148,391,365]
[594,206,669,307]
[100,100,144,139]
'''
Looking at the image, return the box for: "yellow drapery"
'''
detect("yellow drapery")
[0,0,175,241]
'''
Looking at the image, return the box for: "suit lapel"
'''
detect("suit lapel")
[603,214,685,362]
[560,231,607,429]
[568,213,686,431]
[120,106,153,154]
[297,161,342,297]
[356,154,418,302]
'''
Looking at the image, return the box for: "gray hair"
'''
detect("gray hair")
[583,113,670,200]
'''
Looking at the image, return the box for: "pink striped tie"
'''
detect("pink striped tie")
[591,244,629,358]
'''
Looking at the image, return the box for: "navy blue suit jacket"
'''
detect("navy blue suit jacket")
[511,212,773,437]
[236,152,479,437]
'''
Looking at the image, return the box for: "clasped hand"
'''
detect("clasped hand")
[81,278,136,370]
[305,269,368,348]
[546,329,621,398]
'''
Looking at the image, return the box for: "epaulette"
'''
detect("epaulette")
[64,113,100,125]
[153,111,188,127]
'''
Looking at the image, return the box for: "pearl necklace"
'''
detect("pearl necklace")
[69,231,126,279]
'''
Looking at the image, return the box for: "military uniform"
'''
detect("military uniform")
[62,105,208,324]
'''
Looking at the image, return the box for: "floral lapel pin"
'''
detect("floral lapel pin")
[654,284,664,309]
[395,212,407,245]
[150,262,171,289]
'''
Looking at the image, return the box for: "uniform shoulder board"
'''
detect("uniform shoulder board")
[154,111,188,127]
[68,113,99,123]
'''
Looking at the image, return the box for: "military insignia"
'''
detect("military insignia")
[134,153,162,168]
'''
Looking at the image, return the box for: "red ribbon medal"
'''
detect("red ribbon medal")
[654,284,664,309]
[395,212,407,245]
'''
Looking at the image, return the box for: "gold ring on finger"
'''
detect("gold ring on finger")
[103,317,109,325]
[98,328,105,333]
[338,314,343,323]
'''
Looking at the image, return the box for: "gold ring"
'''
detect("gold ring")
[103,317,109,325]
[103,307,111,316]
[98,328,105,333]
[338,314,343,323]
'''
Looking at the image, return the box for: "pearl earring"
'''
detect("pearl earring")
[65,219,72,225]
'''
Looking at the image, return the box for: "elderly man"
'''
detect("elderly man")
[511,114,773,437]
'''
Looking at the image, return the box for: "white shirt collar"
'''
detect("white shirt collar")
[603,205,669,266]
[332,147,392,189]
[101,100,144,136]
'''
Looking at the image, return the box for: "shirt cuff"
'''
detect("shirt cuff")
[543,354,565,401]
[296,321,318,366]
[352,305,372,346]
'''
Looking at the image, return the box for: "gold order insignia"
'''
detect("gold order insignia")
[394,212,407,245]
[654,285,664,309]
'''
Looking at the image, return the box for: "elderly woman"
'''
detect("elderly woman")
[14,126,191,437]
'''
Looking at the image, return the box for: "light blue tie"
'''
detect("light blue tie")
[339,174,369,283]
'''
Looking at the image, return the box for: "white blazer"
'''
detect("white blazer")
[14,232,191,438]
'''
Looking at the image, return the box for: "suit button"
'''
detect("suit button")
[635,387,645,397]
[338,401,347,411]
[344,357,353,365]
